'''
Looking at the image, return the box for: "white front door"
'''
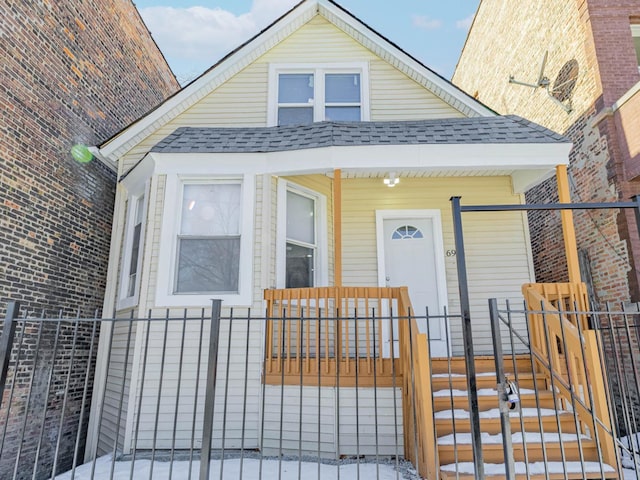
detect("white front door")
[377,211,450,358]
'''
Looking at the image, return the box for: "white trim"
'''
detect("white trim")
[150,143,569,175]
[275,178,329,288]
[267,62,370,126]
[155,174,255,307]
[98,0,493,162]
[375,209,449,314]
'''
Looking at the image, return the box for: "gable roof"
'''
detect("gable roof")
[98,0,495,164]
[151,116,567,154]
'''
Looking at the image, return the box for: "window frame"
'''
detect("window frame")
[156,174,255,307]
[268,62,370,126]
[118,185,149,309]
[174,180,243,295]
[276,179,328,289]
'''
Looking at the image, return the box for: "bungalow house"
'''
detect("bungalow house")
[83,0,619,478]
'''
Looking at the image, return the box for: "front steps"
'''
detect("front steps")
[432,356,617,479]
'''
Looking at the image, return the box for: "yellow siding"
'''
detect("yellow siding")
[121,16,463,172]
[341,176,534,355]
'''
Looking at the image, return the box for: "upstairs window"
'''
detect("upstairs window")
[269,63,369,126]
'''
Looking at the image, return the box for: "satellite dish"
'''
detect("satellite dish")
[508,51,575,113]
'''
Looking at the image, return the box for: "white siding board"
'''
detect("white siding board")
[97,321,137,455]
[126,319,263,451]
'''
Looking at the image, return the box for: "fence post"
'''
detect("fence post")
[0,301,19,407]
[451,196,485,480]
[489,298,516,480]
[200,299,222,480]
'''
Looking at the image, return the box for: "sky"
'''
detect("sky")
[134,0,480,84]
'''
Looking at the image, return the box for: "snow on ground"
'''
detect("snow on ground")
[624,468,640,479]
[54,455,410,480]
[621,432,640,469]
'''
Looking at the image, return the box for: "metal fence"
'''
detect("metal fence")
[0,300,435,480]
[3,298,640,480]
[478,298,640,480]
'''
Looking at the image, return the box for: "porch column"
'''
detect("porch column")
[334,169,342,286]
[556,165,582,283]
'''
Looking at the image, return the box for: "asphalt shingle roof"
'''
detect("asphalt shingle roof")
[151,116,568,154]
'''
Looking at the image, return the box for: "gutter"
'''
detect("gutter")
[88,146,118,173]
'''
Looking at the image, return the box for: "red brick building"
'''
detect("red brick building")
[453,0,640,306]
[0,0,178,477]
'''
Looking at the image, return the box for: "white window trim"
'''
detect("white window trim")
[156,174,255,307]
[276,179,328,289]
[117,181,149,310]
[267,62,370,126]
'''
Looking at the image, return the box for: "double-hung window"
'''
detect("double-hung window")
[270,63,369,126]
[156,174,254,307]
[285,190,317,288]
[277,180,327,289]
[176,182,242,294]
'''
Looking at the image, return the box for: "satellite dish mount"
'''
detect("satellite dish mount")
[509,51,573,113]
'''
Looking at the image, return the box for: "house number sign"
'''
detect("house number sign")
[446,250,456,257]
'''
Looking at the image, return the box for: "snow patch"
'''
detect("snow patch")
[55,455,406,480]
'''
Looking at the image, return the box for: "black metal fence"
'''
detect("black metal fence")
[0,301,428,480]
[480,298,640,480]
[3,298,640,480]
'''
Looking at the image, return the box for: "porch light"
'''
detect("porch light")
[383,172,400,187]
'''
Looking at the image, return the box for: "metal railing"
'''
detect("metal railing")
[1,300,447,480]
[481,296,640,480]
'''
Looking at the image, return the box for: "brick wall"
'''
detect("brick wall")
[453,0,640,305]
[0,0,179,477]
[454,0,640,433]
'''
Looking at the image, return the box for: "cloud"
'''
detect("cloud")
[139,0,299,64]
[456,14,474,30]
[411,14,442,31]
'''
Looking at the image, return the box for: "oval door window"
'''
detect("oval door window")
[391,225,424,240]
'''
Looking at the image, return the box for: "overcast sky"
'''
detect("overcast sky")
[134,0,480,84]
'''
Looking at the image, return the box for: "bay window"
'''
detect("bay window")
[119,191,147,307]
[156,174,254,307]
[176,182,241,294]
